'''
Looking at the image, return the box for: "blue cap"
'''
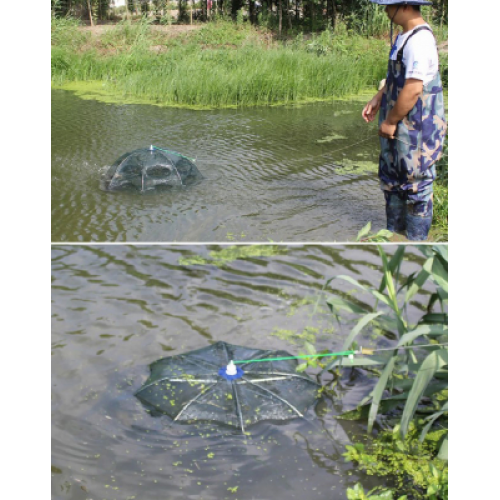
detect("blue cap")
[369,0,432,5]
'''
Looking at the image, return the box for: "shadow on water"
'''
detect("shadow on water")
[52,90,383,242]
[52,245,432,499]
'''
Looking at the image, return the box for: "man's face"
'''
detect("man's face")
[385,4,406,24]
[385,5,398,20]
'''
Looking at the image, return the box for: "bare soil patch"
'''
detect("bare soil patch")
[78,23,203,37]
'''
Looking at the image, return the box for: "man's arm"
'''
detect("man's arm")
[379,78,423,138]
[362,87,385,123]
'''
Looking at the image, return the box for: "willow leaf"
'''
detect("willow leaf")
[400,349,448,437]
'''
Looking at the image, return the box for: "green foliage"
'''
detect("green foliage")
[432,138,448,240]
[344,1,391,38]
[356,222,393,243]
[51,16,88,49]
[346,482,406,500]
[344,425,448,499]
[194,20,260,47]
[324,245,448,440]
[51,18,388,108]
[100,18,150,46]
[236,9,244,26]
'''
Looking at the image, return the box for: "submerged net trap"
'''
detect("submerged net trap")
[101,145,203,192]
[135,341,320,433]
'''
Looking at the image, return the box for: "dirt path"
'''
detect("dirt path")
[79,23,203,37]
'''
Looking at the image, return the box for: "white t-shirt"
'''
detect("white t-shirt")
[390,24,439,84]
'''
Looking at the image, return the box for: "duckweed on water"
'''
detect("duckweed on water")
[178,245,286,267]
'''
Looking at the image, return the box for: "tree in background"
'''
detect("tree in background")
[52,0,448,33]
[127,0,136,15]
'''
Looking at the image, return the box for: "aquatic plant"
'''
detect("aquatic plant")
[344,425,448,499]
[346,482,406,500]
[320,245,448,497]
[356,222,393,242]
[322,245,448,445]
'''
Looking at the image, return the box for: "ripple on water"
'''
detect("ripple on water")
[52,90,383,242]
[51,245,433,499]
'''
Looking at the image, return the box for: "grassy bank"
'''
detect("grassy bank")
[432,141,448,241]
[51,18,389,108]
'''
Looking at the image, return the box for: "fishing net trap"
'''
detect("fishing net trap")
[135,341,321,433]
[101,145,203,192]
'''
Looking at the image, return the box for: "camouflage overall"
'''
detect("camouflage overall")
[378,25,447,240]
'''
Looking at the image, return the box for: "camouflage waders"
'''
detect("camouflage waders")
[379,25,447,240]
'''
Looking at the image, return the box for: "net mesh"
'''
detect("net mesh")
[101,147,202,192]
[135,341,320,432]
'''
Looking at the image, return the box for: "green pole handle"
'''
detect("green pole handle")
[233,350,357,364]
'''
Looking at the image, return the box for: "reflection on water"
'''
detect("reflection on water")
[52,90,383,242]
[52,245,433,499]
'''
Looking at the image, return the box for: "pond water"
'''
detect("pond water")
[52,244,433,500]
[52,90,383,242]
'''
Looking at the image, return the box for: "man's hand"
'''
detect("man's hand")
[362,94,383,123]
[377,79,423,139]
[379,120,397,139]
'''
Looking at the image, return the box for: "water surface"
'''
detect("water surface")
[52,90,383,242]
[52,245,434,499]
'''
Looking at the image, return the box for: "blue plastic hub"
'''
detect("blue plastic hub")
[218,366,245,381]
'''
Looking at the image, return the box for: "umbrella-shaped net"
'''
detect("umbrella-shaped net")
[101,146,203,192]
[135,341,320,432]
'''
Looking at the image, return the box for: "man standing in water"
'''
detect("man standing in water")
[362,0,446,241]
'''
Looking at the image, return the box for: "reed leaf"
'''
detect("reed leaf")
[367,354,397,433]
[325,296,368,315]
[438,435,448,460]
[421,313,448,325]
[379,246,406,294]
[405,256,433,303]
[396,325,447,347]
[400,349,448,437]
[419,402,448,442]
[342,312,384,351]
[431,256,448,293]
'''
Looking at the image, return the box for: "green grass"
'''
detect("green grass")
[432,142,448,241]
[51,19,388,108]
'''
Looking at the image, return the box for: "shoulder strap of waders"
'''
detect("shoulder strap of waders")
[396,25,433,63]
